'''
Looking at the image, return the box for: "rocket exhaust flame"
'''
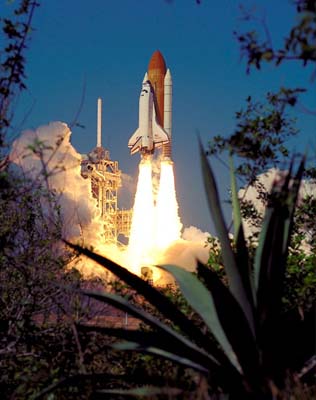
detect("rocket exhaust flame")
[127,159,182,277]
[155,160,182,250]
[127,159,156,274]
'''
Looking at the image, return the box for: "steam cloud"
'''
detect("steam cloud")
[9,122,126,278]
[10,121,213,282]
[10,122,103,244]
[239,168,316,240]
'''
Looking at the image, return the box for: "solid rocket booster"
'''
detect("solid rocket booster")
[163,69,172,159]
[147,50,173,159]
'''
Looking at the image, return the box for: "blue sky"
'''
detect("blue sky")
[6,0,316,233]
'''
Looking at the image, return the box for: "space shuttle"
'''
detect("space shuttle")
[128,73,169,157]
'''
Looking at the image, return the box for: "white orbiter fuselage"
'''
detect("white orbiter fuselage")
[128,77,169,157]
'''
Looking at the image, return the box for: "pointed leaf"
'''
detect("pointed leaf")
[283,157,305,253]
[158,264,241,373]
[65,241,224,355]
[230,154,242,239]
[197,262,260,387]
[199,140,254,334]
[229,155,255,310]
[78,325,213,369]
[254,206,274,292]
[113,341,208,373]
[33,373,159,400]
[96,386,182,397]
[256,160,304,329]
[81,289,217,371]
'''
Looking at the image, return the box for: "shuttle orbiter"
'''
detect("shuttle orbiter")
[128,74,169,157]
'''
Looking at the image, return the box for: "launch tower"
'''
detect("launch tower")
[81,98,132,244]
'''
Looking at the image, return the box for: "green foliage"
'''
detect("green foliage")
[236,1,316,72]
[0,168,91,399]
[0,0,39,146]
[208,88,301,185]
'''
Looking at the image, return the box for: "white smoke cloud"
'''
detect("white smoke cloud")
[152,226,211,285]
[9,122,127,278]
[10,122,103,245]
[119,172,135,209]
[154,239,210,285]
[239,168,316,239]
[182,225,210,242]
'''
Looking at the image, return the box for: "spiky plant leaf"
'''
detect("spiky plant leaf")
[33,373,179,399]
[254,161,305,374]
[197,262,260,388]
[254,163,292,292]
[113,341,209,373]
[255,160,304,325]
[65,241,224,355]
[253,205,274,293]
[229,155,255,312]
[81,290,217,371]
[199,140,255,334]
[282,158,305,254]
[230,154,242,239]
[158,264,241,373]
[96,386,182,397]
[78,325,213,369]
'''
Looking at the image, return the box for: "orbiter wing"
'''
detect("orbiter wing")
[128,129,142,155]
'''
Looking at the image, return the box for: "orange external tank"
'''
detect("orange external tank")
[148,50,166,126]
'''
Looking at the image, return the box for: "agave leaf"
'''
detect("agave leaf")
[253,165,304,372]
[229,154,242,238]
[158,264,241,373]
[96,386,182,397]
[32,373,146,399]
[84,291,242,391]
[255,207,285,325]
[113,341,208,373]
[199,140,254,334]
[78,325,212,369]
[254,161,293,291]
[255,166,293,376]
[282,157,305,254]
[256,160,304,328]
[229,155,255,310]
[197,262,260,387]
[253,205,273,293]
[81,290,216,371]
[65,241,223,356]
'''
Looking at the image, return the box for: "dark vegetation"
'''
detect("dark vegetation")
[0,0,315,398]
